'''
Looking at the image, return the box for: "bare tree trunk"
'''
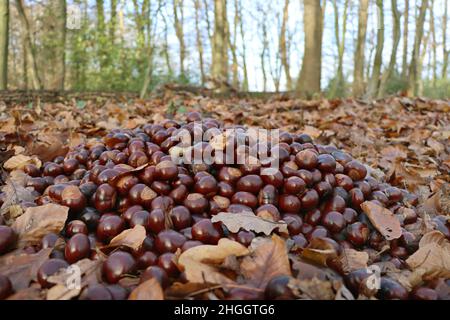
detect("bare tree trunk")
[203,0,213,44]
[16,0,41,90]
[49,0,66,90]
[212,0,228,91]
[367,0,384,98]
[110,0,118,43]
[353,0,369,97]
[260,15,268,92]
[194,0,206,85]
[418,29,429,96]
[162,14,174,76]
[173,0,186,77]
[442,0,448,80]
[228,0,239,89]
[296,0,322,98]
[279,0,292,90]
[401,0,409,80]
[329,0,349,98]
[378,0,400,98]
[429,0,437,87]
[238,0,248,91]
[96,0,107,71]
[0,0,9,90]
[407,0,428,96]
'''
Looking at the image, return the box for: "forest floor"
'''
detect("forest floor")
[0,91,449,300]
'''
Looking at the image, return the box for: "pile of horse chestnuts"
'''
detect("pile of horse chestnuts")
[0,111,448,300]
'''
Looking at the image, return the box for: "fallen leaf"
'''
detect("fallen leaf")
[361,201,402,240]
[106,225,146,251]
[12,204,69,247]
[301,238,339,267]
[240,235,291,289]
[0,248,52,291]
[128,278,164,300]
[406,231,450,281]
[211,211,288,235]
[178,238,249,285]
[7,284,43,300]
[46,259,103,300]
[334,248,369,274]
[3,154,41,171]
[288,277,335,300]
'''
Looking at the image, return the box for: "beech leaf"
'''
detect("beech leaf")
[128,278,164,300]
[106,225,146,251]
[335,248,369,274]
[301,238,339,267]
[361,201,402,240]
[406,231,450,280]
[3,154,41,171]
[240,235,291,289]
[0,248,52,291]
[178,238,249,285]
[211,211,288,235]
[12,204,69,247]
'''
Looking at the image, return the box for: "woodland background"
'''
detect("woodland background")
[0,0,449,99]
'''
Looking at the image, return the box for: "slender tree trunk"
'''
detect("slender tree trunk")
[260,15,268,92]
[429,0,437,87]
[238,0,248,91]
[353,0,369,97]
[279,0,292,90]
[96,0,107,71]
[173,0,186,77]
[367,0,384,98]
[194,0,206,85]
[378,0,400,98]
[203,0,213,44]
[401,0,409,80]
[296,0,322,98]
[16,0,41,90]
[212,0,228,91]
[330,0,349,98]
[49,0,66,90]
[162,14,173,76]
[228,0,239,89]
[0,0,9,90]
[407,0,428,96]
[442,0,448,80]
[110,0,118,44]
[418,29,429,96]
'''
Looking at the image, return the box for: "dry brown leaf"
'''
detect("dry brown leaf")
[301,238,339,267]
[3,154,41,171]
[0,248,52,291]
[406,231,450,281]
[211,211,288,235]
[334,248,369,274]
[361,201,402,240]
[165,282,219,299]
[288,277,335,300]
[106,225,146,251]
[46,259,103,300]
[12,203,69,247]
[27,132,69,162]
[240,235,291,289]
[128,278,164,300]
[7,284,44,300]
[178,238,249,285]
